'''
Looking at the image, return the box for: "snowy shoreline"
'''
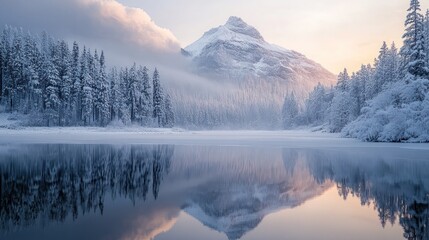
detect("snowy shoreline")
[0,127,428,150]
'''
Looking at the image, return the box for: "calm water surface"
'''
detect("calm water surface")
[0,144,428,240]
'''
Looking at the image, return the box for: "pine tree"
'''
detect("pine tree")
[80,47,93,126]
[56,40,72,126]
[1,26,13,108]
[372,42,390,97]
[42,58,60,126]
[70,42,81,124]
[424,10,429,64]
[138,66,152,125]
[109,67,120,121]
[282,92,299,129]
[387,42,400,83]
[128,64,140,123]
[336,68,350,91]
[163,93,175,128]
[329,69,354,132]
[23,32,41,114]
[92,50,101,124]
[400,0,428,78]
[152,68,164,127]
[329,90,352,133]
[119,69,130,124]
[98,51,110,126]
[305,83,328,124]
[9,31,24,112]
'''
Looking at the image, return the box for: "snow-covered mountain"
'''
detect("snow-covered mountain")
[184,16,336,97]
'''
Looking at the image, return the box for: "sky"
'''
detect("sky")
[119,0,429,73]
[1,0,428,74]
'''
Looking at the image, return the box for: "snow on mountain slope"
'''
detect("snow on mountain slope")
[172,17,337,128]
[184,16,336,97]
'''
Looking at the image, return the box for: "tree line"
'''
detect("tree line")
[283,0,429,142]
[0,26,174,127]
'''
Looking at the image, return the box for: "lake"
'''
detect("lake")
[0,143,428,240]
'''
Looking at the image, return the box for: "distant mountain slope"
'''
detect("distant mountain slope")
[184,16,336,96]
[172,17,336,128]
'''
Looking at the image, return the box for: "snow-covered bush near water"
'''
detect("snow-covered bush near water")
[342,78,429,142]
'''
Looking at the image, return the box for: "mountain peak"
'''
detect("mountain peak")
[183,16,336,109]
[223,16,264,41]
[225,16,247,27]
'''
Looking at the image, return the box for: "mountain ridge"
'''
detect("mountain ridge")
[183,16,336,96]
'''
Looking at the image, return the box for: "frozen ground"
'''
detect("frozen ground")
[0,126,428,150]
[0,112,427,149]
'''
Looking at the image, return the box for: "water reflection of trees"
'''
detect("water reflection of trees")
[283,149,429,240]
[0,145,174,231]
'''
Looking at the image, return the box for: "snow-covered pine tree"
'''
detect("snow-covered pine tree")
[152,68,164,127]
[304,83,329,124]
[70,42,81,124]
[92,50,101,124]
[80,47,93,126]
[372,42,390,97]
[40,31,52,58]
[109,67,120,122]
[98,51,110,126]
[128,64,140,123]
[119,68,130,124]
[0,26,13,108]
[387,42,400,84]
[42,57,60,126]
[424,10,429,64]
[138,66,152,126]
[9,30,24,112]
[353,65,366,107]
[329,90,352,133]
[23,32,41,114]
[329,69,353,132]
[281,92,299,129]
[336,68,350,91]
[163,93,175,128]
[348,72,361,120]
[56,40,72,126]
[400,0,429,79]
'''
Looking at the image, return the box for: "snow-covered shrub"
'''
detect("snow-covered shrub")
[343,78,429,142]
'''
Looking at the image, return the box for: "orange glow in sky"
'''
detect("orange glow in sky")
[121,0,429,73]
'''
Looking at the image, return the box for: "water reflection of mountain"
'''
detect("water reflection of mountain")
[169,147,332,240]
[1,145,428,240]
[0,145,334,240]
[0,145,174,232]
[285,148,429,240]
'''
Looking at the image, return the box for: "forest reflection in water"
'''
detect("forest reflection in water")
[0,144,428,240]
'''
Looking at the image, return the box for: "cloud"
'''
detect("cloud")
[77,0,180,52]
[0,0,181,66]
